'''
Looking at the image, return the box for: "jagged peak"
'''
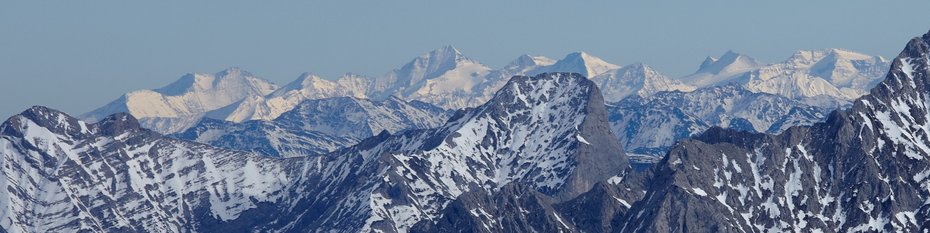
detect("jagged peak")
[864,31,930,101]
[699,56,718,70]
[695,50,760,74]
[564,51,613,65]
[18,105,70,120]
[418,45,473,64]
[13,106,75,128]
[492,72,596,107]
[720,49,740,58]
[274,72,330,91]
[1,106,90,139]
[507,72,592,90]
[390,45,489,85]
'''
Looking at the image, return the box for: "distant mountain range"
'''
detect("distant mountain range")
[79,46,888,137]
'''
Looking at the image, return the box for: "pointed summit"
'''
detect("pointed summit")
[1,106,89,139]
[680,50,762,87]
[699,56,718,70]
[538,52,620,78]
[699,50,760,75]
[275,72,326,93]
[389,45,486,87]
[433,45,467,60]
[371,46,491,109]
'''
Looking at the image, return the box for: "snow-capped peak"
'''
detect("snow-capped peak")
[155,68,273,96]
[393,45,486,85]
[269,72,327,97]
[785,48,888,84]
[591,63,695,102]
[81,68,279,133]
[432,45,471,61]
[386,46,488,86]
[697,50,761,75]
[739,48,890,100]
[786,48,876,65]
[679,50,762,87]
[505,54,556,71]
[538,51,620,78]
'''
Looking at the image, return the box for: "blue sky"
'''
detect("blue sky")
[2,0,930,118]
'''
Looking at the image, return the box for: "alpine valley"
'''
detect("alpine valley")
[6,25,930,232]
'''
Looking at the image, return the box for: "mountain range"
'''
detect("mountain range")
[0,72,628,232]
[80,45,886,136]
[174,96,451,157]
[4,25,927,233]
[609,84,833,155]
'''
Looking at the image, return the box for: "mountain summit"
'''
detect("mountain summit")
[680,50,762,87]
[81,67,278,133]
[591,63,695,102]
[534,51,620,78]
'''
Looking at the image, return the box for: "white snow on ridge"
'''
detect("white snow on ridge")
[81,67,278,133]
[591,63,696,102]
[679,49,888,101]
[82,47,888,135]
[0,109,296,232]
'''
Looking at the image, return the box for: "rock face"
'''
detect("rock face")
[81,68,278,134]
[328,72,630,232]
[608,84,832,155]
[0,107,297,232]
[618,30,930,232]
[175,96,451,157]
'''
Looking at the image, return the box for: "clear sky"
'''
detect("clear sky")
[2,0,930,118]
